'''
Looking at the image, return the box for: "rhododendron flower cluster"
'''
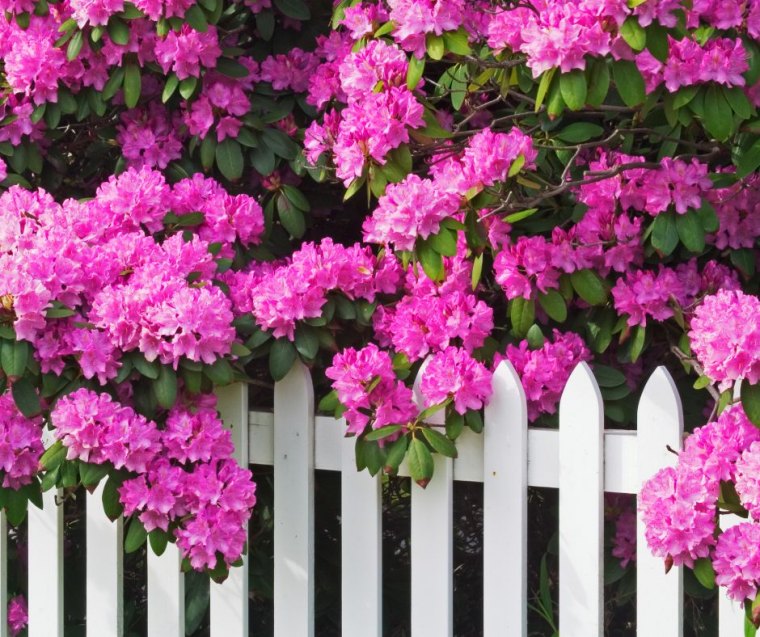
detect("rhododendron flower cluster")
[0,395,43,490]
[7,595,27,637]
[52,389,256,570]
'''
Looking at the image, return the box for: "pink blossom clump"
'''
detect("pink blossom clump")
[612,510,637,569]
[363,174,462,251]
[7,595,27,637]
[154,26,222,80]
[117,104,184,170]
[501,329,592,421]
[387,0,465,56]
[638,465,718,568]
[689,290,760,389]
[52,389,161,473]
[713,523,760,602]
[419,346,493,414]
[326,344,418,435]
[0,394,43,489]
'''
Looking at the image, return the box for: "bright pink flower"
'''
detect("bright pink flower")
[713,523,760,602]
[420,347,492,414]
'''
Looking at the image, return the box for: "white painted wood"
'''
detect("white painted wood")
[559,362,604,637]
[28,489,63,637]
[211,383,250,637]
[341,424,382,637]
[273,361,315,637]
[718,514,746,636]
[86,485,123,637]
[0,513,7,637]
[636,366,683,637]
[483,361,528,637]
[147,543,184,637]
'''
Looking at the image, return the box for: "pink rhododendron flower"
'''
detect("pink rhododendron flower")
[420,346,492,414]
[7,595,27,637]
[0,394,43,489]
[612,509,637,569]
[713,523,760,602]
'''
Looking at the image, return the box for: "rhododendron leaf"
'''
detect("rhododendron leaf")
[703,85,734,141]
[612,60,645,107]
[123,63,141,109]
[651,213,678,255]
[185,4,208,31]
[417,240,444,281]
[39,440,66,472]
[417,109,453,140]
[471,254,483,291]
[426,34,445,61]
[11,378,40,418]
[408,437,434,487]
[445,412,464,440]
[101,475,123,520]
[1,340,28,377]
[294,325,319,360]
[102,67,125,102]
[79,462,109,487]
[261,128,299,160]
[555,123,604,144]
[273,0,309,20]
[736,137,760,178]
[205,357,234,385]
[318,390,339,414]
[645,22,669,62]
[421,427,457,459]
[383,435,409,474]
[741,382,760,427]
[723,87,752,120]
[66,30,83,61]
[216,58,249,79]
[277,195,305,238]
[40,466,60,492]
[365,425,402,442]
[465,410,483,434]
[250,146,276,176]
[592,365,626,388]
[269,339,297,381]
[695,200,718,233]
[731,248,756,278]
[154,365,178,409]
[559,70,587,112]
[675,210,705,253]
[693,375,712,390]
[107,17,130,45]
[672,86,699,111]
[146,529,170,559]
[245,329,272,350]
[535,68,556,112]
[444,28,471,56]
[162,74,179,103]
[407,55,425,90]
[546,77,566,117]
[62,460,79,487]
[537,290,567,323]
[627,325,646,363]
[744,38,760,85]
[429,228,457,257]
[125,518,148,553]
[585,59,610,107]
[510,297,535,338]
[693,558,715,590]
[216,139,244,181]
[620,17,646,51]
[571,269,608,306]
[4,489,27,527]
[131,354,159,380]
[120,2,144,17]
[526,324,545,349]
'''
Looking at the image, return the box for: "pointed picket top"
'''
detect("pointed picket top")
[561,361,603,412]
[411,356,444,425]
[483,360,528,637]
[637,366,683,477]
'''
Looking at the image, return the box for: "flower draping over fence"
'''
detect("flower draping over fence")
[0,0,757,611]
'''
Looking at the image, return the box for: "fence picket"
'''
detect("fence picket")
[273,361,315,637]
[28,489,63,637]
[341,427,382,637]
[636,366,683,637]
[483,361,528,637]
[210,383,250,637]
[559,363,604,637]
[147,544,184,636]
[86,485,123,637]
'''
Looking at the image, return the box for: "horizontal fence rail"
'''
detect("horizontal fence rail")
[10,360,746,637]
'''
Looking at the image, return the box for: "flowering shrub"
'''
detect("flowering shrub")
[0,0,756,617]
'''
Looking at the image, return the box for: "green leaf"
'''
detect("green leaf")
[123,63,141,108]
[737,137,760,178]
[132,354,160,379]
[703,84,733,141]
[125,517,148,553]
[162,74,179,103]
[465,410,483,433]
[651,212,679,255]
[318,389,339,413]
[179,76,198,99]
[408,437,435,488]
[384,435,409,474]
[742,382,760,427]
[471,253,483,291]
[628,325,646,363]
[185,4,208,31]
[443,28,471,55]
[570,269,608,306]
[269,339,297,381]
[586,59,610,107]
[675,210,706,253]
[12,378,41,418]
[67,30,83,60]
[4,489,28,527]
[693,558,716,590]
[535,68,556,111]
[39,440,67,471]
[724,86,752,120]
[620,17,646,51]
[426,33,445,60]
[421,427,458,458]
[281,184,310,211]
[672,85,700,110]
[645,22,669,61]
[216,138,244,181]
[417,240,444,281]
[537,290,567,322]
[1,340,28,377]
[555,123,604,143]
[510,297,535,338]
[731,248,756,278]
[204,358,234,385]
[102,474,123,520]
[79,461,109,487]
[365,425,403,442]
[149,529,169,557]
[261,127,299,160]
[429,228,458,257]
[153,365,178,409]
[107,17,130,44]
[526,324,545,349]
[294,325,319,359]
[200,134,217,171]
[277,193,306,237]
[560,70,587,111]
[593,365,626,388]
[445,412,464,440]
[407,55,425,90]
[612,60,645,107]
[255,10,275,40]
[273,0,309,20]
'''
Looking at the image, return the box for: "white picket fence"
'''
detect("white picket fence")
[2,360,749,636]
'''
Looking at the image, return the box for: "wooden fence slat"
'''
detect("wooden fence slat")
[210,384,250,637]
[28,489,63,637]
[483,361,528,637]
[86,485,123,637]
[341,427,382,637]
[636,366,683,637]
[147,544,184,636]
[273,361,315,637]
[559,363,604,637]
